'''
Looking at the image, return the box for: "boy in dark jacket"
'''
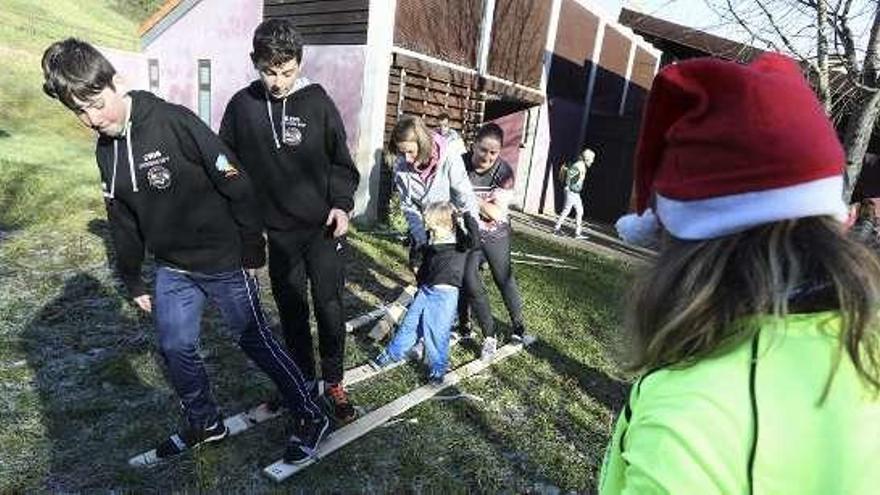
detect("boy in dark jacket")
[41,38,327,465]
[220,20,360,423]
[370,202,480,384]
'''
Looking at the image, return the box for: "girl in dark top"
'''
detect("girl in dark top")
[459,123,529,360]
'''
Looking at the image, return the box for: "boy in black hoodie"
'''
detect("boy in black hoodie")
[220,20,360,423]
[41,38,328,465]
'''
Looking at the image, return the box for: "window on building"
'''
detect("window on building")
[198,59,211,125]
[148,59,159,93]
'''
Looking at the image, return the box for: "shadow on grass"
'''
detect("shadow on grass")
[0,129,10,138]
[19,273,160,490]
[526,339,629,412]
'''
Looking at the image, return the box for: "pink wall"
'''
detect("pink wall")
[100,46,148,91]
[141,1,365,150]
[490,111,527,173]
[525,103,553,215]
[143,0,263,131]
[301,45,366,152]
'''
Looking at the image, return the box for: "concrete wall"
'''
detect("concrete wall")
[300,46,366,152]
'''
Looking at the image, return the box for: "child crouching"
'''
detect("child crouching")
[371,201,479,384]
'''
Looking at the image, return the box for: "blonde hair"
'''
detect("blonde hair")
[423,201,455,239]
[581,148,596,162]
[628,216,880,393]
[388,115,433,165]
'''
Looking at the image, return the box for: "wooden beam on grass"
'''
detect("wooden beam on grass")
[511,260,578,270]
[367,285,417,341]
[510,251,567,263]
[263,340,532,482]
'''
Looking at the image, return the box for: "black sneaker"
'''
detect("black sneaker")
[511,321,527,338]
[284,415,330,465]
[154,420,228,459]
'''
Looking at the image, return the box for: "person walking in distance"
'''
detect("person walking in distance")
[553,148,594,239]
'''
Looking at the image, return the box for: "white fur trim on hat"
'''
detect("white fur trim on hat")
[656,175,847,240]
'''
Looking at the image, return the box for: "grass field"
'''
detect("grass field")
[0,2,634,492]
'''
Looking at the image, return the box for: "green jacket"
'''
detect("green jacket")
[600,312,880,495]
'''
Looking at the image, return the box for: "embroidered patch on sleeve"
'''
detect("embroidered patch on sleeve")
[215,154,240,179]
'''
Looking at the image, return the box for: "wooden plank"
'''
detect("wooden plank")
[342,333,462,388]
[511,260,579,270]
[295,23,368,35]
[262,8,368,25]
[368,285,417,341]
[388,87,481,111]
[263,341,532,482]
[510,251,567,263]
[128,402,283,467]
[263,0,367,15]
[344,307,387,333]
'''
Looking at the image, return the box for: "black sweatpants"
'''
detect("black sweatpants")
[459,231,524,337]
[267,227,347,385]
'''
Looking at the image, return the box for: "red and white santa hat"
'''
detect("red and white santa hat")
[629,53,846,241]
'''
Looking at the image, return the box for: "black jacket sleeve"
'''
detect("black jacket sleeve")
[172,107,266,268]
[323,95,359,212]
[219,99,238,155]
[105,197,147,297]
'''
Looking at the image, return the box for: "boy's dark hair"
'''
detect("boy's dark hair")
[41,38,116,110]
[438,112,450,121]
[475,122,504,145]
[251,19,304,69]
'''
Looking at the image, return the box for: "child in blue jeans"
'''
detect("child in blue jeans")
[371,201,479,383]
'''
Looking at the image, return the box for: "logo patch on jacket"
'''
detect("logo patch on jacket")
[215,154,240,179]
[282,116,306,147]
[147,165,172,189]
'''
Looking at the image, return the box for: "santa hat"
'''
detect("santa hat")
[624,53,846,242]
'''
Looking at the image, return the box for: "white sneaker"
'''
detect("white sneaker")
[481,336,497,361]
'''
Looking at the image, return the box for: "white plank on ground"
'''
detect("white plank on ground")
[263,340,532,482]
[510,251,567,263]
[511,259,578,270]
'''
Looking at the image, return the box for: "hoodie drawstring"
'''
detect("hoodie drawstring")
[266,93,286,150]
[109,98,136,198]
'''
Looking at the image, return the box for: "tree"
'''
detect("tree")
[707,0,880,200]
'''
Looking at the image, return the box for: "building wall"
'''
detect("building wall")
[300,45,366,152]
[143,0,263,131]
[100,46,149,92]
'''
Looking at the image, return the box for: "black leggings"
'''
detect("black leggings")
[458,232,524,337]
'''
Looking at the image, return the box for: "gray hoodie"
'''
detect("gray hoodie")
[393,143,479,247]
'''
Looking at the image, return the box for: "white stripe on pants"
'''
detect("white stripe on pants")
[554,190,584,235]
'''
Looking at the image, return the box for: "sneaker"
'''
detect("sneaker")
[552,228,562,236]
[284,415,330,465]
[406,340,425,361]
[324,382,358,424]
[427,373,447,387]
[511,321,527,338]
[154,420,228,459]
[481,336,498,361]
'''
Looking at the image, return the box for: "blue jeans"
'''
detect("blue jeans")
[383,285,458,377]
[153,266,323,429]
